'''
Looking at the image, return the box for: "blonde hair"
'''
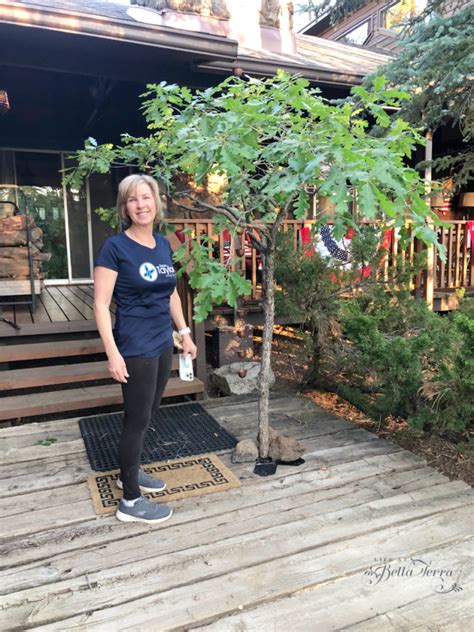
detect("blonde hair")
[116,174,164,226]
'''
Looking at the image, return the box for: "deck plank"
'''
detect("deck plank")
[47,286,85,321]
[64,284,97,314]
[347,557,473,631]
[0,394,472,632]
[0,337,105,363]
[0,378,204,421]
[0,304,15,323]
[56,286,94,320]
[195,541,472,632]
[77,283,94,298]
[0,438,402,535]
[0,356,180,391]
[37,288,68,322]
[0,319,97,337]
[31,293,53,324]
[73,284,117,315]
[1,476,466,597]
[0,450,428,570]
[0,361,111,390]
[6,503,471,631]
[12,301,33,325]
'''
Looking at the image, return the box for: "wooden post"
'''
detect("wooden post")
[424,130,435,310]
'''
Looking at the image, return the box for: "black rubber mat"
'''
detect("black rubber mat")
[79,402,238,472]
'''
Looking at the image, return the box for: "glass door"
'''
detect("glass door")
[3,148,124,282]
[15,151,68,280]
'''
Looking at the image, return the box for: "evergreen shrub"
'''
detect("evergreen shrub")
[275,234,473,434]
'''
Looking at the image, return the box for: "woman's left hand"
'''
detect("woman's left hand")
[181,333,197,360]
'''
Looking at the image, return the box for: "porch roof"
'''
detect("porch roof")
[0,0,238,61]
[198,33,390,87]
[0,0,390,87]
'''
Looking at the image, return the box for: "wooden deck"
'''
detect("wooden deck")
[0,393,472,631]
[0,284,98,336]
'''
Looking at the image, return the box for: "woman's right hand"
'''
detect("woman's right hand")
[107,351,129,383]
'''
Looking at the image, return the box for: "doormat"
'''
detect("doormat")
[87,453,241,516]
[79,402,238,472]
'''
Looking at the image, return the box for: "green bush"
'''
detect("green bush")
[274,232,341,384]
[340,291,473,433]
[275,233,473,434]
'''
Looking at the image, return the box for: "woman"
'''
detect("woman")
[94,174,197,524]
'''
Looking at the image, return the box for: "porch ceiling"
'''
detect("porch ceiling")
[0,22,223,84]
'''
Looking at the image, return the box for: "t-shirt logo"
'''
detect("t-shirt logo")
[139,262,158,282]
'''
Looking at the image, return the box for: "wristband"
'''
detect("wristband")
[178,327,191,336]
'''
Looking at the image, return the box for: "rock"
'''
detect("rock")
[211,362,275,396]
[267,426,305,463]
[232,439,258,463]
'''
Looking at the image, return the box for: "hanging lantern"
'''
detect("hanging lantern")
[0,91,10,114]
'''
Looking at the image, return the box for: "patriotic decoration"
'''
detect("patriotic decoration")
[314,225,351,267]
[310,224,393,283]
[318,224,350,263]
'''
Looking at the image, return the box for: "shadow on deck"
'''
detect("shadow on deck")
[0,393,472,630]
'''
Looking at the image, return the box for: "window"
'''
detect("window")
[383,0,427,31]
[338,20,370,45]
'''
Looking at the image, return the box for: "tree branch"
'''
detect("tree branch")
[171,192,271,236]
[270,191,299,243]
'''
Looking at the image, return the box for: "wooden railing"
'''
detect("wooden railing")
[166,219,474,303]
[434,221,473,291]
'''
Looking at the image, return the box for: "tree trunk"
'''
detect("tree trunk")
[257,247,275,458]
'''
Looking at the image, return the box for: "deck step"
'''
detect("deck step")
[0,378,205,420]
[0,338,105,363]
[0,356,180,390]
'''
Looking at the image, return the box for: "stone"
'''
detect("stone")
[232,439,258,463]
[211,361,275,396]
[267,425,305,462]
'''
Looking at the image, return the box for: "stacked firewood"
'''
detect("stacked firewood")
[0,214,50,281]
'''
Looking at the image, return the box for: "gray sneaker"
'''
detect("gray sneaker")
[116,496,173,524]
[117,469,167,493]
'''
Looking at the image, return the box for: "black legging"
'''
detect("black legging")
[119,345,174,500]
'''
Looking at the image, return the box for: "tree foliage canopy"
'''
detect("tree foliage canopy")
[68,72,439,320]
[68,70,446,458]
[369,1,473,191]
[296,0,474,191]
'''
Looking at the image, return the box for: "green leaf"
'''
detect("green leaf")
[358,183,378,219]
[37,437,58,447]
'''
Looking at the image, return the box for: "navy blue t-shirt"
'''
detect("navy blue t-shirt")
[95,232,177,357]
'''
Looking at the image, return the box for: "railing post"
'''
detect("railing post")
[424,129,435,310]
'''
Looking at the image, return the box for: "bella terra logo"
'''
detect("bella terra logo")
[364,557,464,594]
[139,262,175,282]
